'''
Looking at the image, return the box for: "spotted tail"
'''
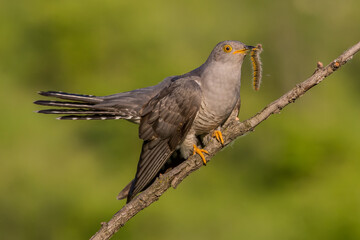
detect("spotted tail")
[34,91,141,122]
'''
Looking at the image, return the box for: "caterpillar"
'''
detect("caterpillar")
[250,44,263,91]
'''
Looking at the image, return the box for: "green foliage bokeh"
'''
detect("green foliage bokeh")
[1,0,359,239]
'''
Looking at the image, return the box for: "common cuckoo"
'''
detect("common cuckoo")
[35,40,258,203]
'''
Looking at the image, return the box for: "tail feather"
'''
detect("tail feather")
[38,91,103,103]
[34,100,96,108]
[35,90,142,123]
[58,114,138,120]
[37,109,116,115]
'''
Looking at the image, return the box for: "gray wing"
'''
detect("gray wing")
[127,78,202,202]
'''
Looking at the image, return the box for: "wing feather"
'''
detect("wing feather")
[127,79,202,202]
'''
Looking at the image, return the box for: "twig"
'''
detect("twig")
[90,41,360,240]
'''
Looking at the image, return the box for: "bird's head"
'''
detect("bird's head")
[209,40,254,64]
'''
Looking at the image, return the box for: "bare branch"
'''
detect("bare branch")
[90,41,360,240]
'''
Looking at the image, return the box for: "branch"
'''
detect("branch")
[90,41,360,240]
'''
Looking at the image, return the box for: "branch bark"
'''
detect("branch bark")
[90,41,360,240]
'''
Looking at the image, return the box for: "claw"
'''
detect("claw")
[212,130,224,144]
[193,145,209,165]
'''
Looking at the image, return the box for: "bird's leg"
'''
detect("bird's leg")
[212,130,224,145]
[193,145,209,165]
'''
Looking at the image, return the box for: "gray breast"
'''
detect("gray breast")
[191,84,239,134]
[187,57,243,135]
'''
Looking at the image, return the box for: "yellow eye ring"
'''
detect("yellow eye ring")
[223,45,232,53]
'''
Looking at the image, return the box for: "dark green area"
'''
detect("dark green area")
[1,1,359,239]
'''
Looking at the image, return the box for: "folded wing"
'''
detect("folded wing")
[126,78,202,202]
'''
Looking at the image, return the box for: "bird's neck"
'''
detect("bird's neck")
[199,61,242,90]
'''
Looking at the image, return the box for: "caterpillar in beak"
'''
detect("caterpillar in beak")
[250,44,263,91]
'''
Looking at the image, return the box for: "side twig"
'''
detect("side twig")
[90,41,360,240]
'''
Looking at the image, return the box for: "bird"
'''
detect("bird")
[35,40,256,203]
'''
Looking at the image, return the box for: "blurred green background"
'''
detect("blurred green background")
[1,0,360,239]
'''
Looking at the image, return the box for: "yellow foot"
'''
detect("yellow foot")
[193,145,209,165]
[212,130,224,144]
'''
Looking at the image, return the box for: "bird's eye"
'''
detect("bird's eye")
[223,45,232,53]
